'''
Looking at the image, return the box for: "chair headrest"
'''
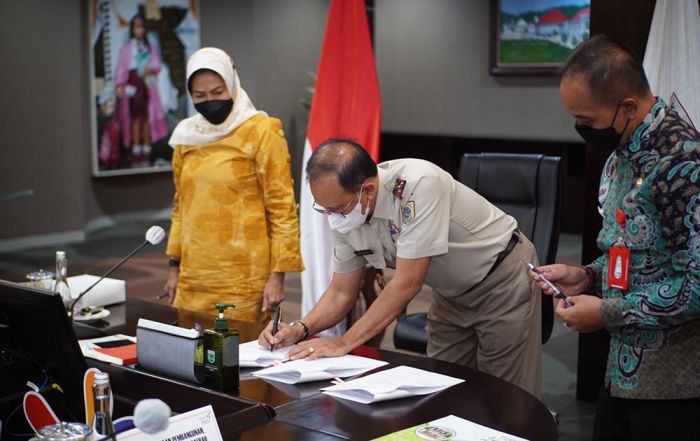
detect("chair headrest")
[459,153,543,205]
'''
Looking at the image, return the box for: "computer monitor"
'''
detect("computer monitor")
[0,279,87,424]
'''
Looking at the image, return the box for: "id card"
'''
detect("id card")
[607,245,630,291]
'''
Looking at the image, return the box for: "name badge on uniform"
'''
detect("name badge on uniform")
[607,246,630,291]
[392,178,406,200]
[608,209,630,291]
[354,249,373,256]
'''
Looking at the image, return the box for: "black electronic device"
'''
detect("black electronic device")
[0,279,88,424]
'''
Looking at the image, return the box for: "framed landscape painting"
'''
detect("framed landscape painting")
[491,0,591,76]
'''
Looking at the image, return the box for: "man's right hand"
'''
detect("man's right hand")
[163,267,179,304]
[258,321,304,351]
[529,263,589,297]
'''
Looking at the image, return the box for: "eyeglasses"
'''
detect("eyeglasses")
[312,185,364,218]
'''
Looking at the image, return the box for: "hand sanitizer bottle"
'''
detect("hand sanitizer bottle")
[203,303,239,394]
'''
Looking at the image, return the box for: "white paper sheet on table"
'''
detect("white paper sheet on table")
[239,340,292,367]
[321,365,465,404]
[252,354,387,384]
[372,414,528,441]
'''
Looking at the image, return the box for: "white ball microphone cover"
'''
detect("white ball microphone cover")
[134,399,171,434]
[145,226,166,245]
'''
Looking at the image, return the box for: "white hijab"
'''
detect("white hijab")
[168,47,265,147]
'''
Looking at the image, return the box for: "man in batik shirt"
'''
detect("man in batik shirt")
[532,35,700,440]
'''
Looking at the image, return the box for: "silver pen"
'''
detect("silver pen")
[526,262,572,308]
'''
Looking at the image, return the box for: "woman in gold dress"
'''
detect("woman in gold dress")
[164,47,303,323]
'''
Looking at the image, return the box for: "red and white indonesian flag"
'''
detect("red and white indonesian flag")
[643,0,700,127]
[300,0,381,337]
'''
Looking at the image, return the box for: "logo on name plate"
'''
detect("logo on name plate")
[414,425,456,440]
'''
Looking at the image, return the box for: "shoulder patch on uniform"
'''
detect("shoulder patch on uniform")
[392,178,406,200]
[402,201,415,224]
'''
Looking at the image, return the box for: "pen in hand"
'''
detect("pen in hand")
[526,262,572,308]
[157,291,169,301]
[270,304,282,352]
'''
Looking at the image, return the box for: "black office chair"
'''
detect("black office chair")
[394,153,562,353]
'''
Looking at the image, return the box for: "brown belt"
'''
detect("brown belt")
[486,229,520,277]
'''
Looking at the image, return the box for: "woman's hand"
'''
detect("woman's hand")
[258,321,304,351]
[116,85,124,97]
[262,272,285,312]
[529,264,590,297]
[163,267,179,305]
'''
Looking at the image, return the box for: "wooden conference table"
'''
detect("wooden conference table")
[87,299,558,440]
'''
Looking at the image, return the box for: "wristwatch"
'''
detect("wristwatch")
[289,320,309,343]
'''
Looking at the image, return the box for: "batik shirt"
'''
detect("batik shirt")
[167,115,303,324]
[588,99,700,399]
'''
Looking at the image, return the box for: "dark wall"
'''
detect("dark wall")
[0,1,87,237]
[380,133,586,233]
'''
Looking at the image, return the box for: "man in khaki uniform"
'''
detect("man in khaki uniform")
[260,138,542,396]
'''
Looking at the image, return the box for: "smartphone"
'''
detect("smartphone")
[526,262,572,308]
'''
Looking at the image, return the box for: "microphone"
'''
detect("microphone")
[133,399,171,434]
[95,399,171,441]
[70,226,166,321]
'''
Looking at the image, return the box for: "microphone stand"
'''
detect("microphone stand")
[70,240,149,322]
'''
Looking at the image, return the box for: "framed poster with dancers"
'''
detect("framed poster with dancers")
[89,0,200,176]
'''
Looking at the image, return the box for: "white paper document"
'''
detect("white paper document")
[239,340,291,367]
[252,354,388,384]
[321,365,465,404]
[372,414,528,441]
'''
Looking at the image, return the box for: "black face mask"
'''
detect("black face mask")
[574,101,631,151]
[195,99,233,125]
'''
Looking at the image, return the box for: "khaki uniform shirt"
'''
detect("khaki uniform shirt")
[332,159,517,296]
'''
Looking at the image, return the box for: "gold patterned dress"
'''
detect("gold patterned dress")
[166,114,303,323]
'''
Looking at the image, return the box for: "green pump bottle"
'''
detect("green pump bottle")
[203,303,239,393]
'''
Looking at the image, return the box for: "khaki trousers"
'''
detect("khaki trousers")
[427,232,542,397]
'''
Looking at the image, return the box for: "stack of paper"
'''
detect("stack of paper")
[372,414,528,441]
[239,340,291,367]
[253,355,387,384]
[79,334,137,366]
[321,365,464,404]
